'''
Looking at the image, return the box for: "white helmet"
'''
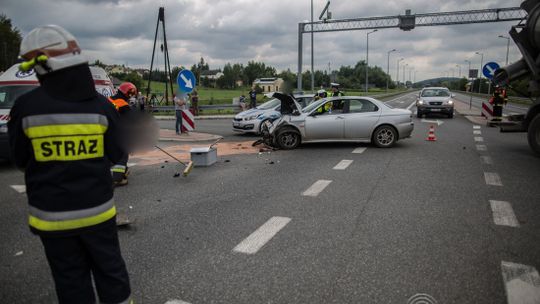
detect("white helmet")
[317,89,326,94]
[19,25,87,75]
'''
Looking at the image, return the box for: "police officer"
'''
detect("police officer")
[314,89,327,101]
[109,82,137,186]
[8,25,131,304]
[328,82,344,97]
[491,85,507,121]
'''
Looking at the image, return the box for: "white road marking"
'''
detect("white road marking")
[233,216,291,255]
[333,160,353,170]
[352,147,367,154]
[481,156,493,165]
[473,130,482,135]
[165,300,192,304]
[10,185,26,194]
[407,101,416,110]
[490,200,520,227]
[127,162,138,167]
[501,261,540,304]
[473,125,481,129]
[474,137,484,142]
[476,145,487,151]
[302,180,332,197]
[485,172,503,186]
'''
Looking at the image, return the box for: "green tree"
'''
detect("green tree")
[0,15,22,71]
[123,72,143,92]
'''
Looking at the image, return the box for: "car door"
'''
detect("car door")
[343,99,381,139]
[304,100,345,140]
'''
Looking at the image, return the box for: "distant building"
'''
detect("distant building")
[253,77,284,92]
[200,70,224,80]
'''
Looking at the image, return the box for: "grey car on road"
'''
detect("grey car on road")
[262,93,414,149]
[416,87,455,118]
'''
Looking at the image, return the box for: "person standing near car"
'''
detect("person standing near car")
[8,25,131,304]
[328,82,344,97]
[174,92,189,134]
[249,86,257,109]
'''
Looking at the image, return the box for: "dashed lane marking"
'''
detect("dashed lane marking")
[474,137,484,142]
[302,180,332,197]
[473,125,481,129]
[501,261,540,304]
[406,101,416,110]
[164,300,191,304]
[490,200,520,227]
[10,185,26,194]
[481,156,493,165]
[333,160,353,170]
[476,145,487,151]
[127,162,138,167]
[474,130,482,135]
[485,172,503,186]
[233,216,291,255]
[352,147,367,154]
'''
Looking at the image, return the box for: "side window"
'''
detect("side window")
[349,99,379,113]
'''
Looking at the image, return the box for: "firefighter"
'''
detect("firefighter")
[8,25,131,304]
[491,85,507,121]
[314,89,327,101]
[328,82,344,97]
[109,82,137,186]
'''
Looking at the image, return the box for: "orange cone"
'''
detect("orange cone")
[426,125,437,141]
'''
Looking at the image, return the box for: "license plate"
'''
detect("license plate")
[431,109,441,112]
[233,122,240,127]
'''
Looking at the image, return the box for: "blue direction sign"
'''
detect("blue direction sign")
[177,69,196,93]
[483,62,500,79]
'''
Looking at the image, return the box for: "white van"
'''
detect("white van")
[0,64,115,160]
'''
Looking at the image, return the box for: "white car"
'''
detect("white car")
[232,94,313,134]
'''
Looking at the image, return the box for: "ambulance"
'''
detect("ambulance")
[0,64,115,160]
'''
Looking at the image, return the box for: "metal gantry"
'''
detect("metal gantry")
[297,7,527,90]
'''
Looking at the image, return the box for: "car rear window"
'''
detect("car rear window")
[421,89,450,97]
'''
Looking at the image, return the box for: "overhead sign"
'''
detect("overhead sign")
[468,69,478,79]
[483,62,500,79]
[177,69,196,93]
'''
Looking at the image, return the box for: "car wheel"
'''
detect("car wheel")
[258,120,268,135]
[417,111,422,118]
[448,112,454,118]
[372,125,397,148]
[277,128,301,150]
[527,114,540,155]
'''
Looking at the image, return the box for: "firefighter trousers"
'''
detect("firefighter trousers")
[39,220,131,304]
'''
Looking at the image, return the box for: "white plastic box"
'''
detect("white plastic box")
[190,147,217,167]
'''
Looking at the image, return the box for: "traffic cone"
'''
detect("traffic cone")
[426,125,437,141]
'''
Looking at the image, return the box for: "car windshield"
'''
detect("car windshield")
[0,85,37,109]
[421,89,450,97]
[302,99,325,113]
[257,98,281,110]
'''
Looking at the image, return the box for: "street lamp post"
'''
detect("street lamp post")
[397,58,404,87]
[456,64,461,78]
[465,59,472,109]
[498,35,510,65]
[386,49,396,92]
[475,51,484,93]
[403,63,408,86]
[366,29,378,93]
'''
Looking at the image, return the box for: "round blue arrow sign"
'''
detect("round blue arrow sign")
[483,62,500,79]
[177,69,196,93]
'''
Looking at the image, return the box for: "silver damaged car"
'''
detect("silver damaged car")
[261,93,414,150]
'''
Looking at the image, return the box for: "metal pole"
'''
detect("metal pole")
[297,23,304,91]
[465,59,472,109]
[397,58,403,87]
[456,64,461,78]
[499,35,510,65]
[311,0,314,93]
[403,64,407,85]
[476,52,483,93]
[366,30,377,93]
[386,49,396,92]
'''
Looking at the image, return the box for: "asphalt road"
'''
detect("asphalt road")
[452,92,530,116]
[1,91,539,303]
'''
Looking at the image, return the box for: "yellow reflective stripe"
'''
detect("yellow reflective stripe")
[31,135,104,162]
[28,206,116,231]
[24,124,107,139]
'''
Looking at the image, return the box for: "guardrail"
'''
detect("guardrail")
[149,104,242,113]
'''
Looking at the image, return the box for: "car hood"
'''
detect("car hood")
[272,92,301,115]
[235,108,265,118]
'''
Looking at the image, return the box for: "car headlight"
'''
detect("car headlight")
[0,124,7,134]
[447,100,454,105]
[245,115,259,121]
[417,100,424,105]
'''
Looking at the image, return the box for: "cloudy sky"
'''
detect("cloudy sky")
[2,0,525,82]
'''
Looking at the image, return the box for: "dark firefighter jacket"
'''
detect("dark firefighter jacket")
[8,64,124,236]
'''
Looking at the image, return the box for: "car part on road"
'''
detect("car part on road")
[154,145,194,176]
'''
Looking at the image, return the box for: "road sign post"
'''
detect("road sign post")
[483,62,500,79]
